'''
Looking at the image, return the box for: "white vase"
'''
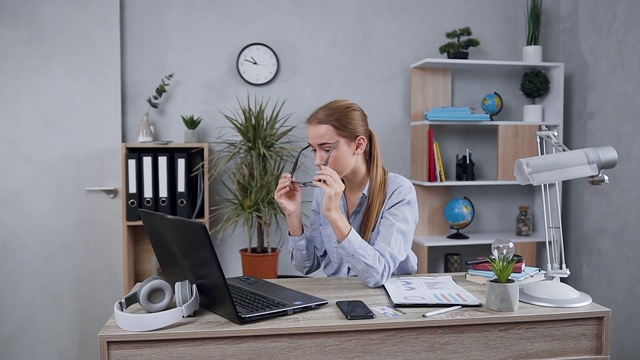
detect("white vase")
[486,280,519,312]
[523,104,543,122]
[138,113,154,143]
[523,45,543,63]
[184,129,199,143]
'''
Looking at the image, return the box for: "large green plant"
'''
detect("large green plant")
[525,0,543,46]
[210,96,297,254]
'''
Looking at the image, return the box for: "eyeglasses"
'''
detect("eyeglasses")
[290,140,339,187]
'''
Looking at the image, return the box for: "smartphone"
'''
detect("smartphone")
[336,300,376,320]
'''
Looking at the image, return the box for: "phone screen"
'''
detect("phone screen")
[336,300,376,320]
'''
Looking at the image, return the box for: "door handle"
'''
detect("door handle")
[85,187,118,198]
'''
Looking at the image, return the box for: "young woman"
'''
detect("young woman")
[274,99,418,287]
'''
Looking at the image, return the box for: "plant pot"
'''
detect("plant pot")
[486,279,519,312]
[523,104,543,122]
[239,248,280,279]
[447,51,469,60]
[523,45,543,63]
[184,129,199,143]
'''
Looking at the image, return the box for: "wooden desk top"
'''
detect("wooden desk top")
[99,274,611,342]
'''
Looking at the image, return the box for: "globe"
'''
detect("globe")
[481,92,503,116]
[443,196,475,239]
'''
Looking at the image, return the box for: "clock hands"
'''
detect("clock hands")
[243,57,275,67]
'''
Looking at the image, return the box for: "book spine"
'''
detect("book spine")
[428,128,435,182]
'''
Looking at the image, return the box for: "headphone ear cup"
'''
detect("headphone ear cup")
[138,276,174,313]
[175,280,192,308]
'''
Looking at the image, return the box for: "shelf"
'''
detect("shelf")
[125,217,207,227]
[411,120,561,127]
[410,58,564,70]
[413,232,545,247]
[411,180,520,187]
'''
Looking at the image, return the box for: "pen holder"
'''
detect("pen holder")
[455,155,475,181]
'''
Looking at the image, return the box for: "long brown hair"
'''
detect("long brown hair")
[307,99,388,241]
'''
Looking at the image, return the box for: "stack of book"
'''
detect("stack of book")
[425,106,491,121]
[427,128,445,182]
[465,266,546,285]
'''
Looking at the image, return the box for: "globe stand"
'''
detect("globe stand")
[447,229,469,240]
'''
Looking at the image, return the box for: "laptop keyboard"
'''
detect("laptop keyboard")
[229,283,289,313]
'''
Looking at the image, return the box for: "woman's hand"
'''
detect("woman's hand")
[274,173,302,216]
[315,165,345,217]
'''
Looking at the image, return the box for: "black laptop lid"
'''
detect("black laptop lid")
[138,209,242,323]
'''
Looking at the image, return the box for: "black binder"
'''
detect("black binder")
[125,152,141,221]
[175,152,190,218]
[140,153,156,212]
[156,153,174,215]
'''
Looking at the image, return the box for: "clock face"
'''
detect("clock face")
[237,43,279,85]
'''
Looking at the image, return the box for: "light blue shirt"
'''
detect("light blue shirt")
[288,172,418,287]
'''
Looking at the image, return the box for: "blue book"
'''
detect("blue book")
[427,106,474,113]
[425,113,491,121]
[467,266,545,280]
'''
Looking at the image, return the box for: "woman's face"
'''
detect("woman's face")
[307,124,357,177]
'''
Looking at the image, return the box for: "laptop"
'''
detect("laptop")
[138,209,328,324]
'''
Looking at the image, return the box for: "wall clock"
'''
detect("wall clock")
[236,43,279,85]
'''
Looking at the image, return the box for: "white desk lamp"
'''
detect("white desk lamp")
[513,128,617,307]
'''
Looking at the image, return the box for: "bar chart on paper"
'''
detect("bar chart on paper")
[383,276,481,306]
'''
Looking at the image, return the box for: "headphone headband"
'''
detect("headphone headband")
[114,280,199,332]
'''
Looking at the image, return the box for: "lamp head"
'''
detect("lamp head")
[514,146,618,185]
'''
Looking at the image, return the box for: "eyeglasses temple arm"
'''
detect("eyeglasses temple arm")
[323,140,340,167]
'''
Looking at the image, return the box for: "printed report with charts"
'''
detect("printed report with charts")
[383,275,481,307]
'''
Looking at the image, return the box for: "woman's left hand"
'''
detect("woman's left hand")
[314,165,344,216]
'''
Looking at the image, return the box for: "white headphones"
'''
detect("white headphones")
[113,276,199,332]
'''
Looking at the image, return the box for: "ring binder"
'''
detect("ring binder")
[125,153,141,221]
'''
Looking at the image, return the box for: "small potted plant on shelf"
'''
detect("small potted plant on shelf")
[520,69,550,122]
[438,26,480,59]
[524,0,544,62]
[209,95,298,279]
[139,72,175,143]
[485,239,519,312]
[181,115,203,143]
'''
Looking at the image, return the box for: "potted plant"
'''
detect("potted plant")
[139,72,175,142]
[485,239,519,312]
[520,69,550,122]
[523,0,543,62]
[438,26,480,59]
[181,115,203,143]
[210,95,297,279]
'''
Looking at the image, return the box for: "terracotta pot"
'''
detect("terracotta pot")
[239,248,280,279]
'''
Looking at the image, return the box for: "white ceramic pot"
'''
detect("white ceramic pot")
[523,104,543,123]
[184,129,199,143]
[486,280,519,312]
[523,45,543,63]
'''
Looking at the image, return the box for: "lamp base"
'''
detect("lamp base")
[519,278,592,307]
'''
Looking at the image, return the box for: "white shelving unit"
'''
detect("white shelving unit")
[409,58,564,273]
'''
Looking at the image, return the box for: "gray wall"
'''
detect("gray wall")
[560,0,640,356]
[121,0,544,279]
[2,0,638,358]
